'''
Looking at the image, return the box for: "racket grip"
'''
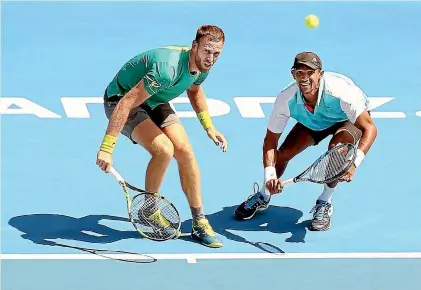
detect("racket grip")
[109,167,124,183]
[275,178,294,192]
[281,178,294,186]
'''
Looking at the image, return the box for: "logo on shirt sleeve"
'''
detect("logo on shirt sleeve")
[144,70,162,94]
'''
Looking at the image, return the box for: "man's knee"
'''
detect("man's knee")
[329,126,361,150]
[150,136,175,160]
[173,142,195,162]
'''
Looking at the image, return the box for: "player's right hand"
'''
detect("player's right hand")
[96,150,113,173]
[265,178,284,194]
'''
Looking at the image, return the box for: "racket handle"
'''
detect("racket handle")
[281,178,295,186]
[109,167,124,183]
[275,178,294,192]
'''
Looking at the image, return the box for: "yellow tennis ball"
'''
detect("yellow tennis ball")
[305,14,319,28]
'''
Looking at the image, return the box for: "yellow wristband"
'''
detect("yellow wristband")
[197,110,214,130]
[100,134,117,154]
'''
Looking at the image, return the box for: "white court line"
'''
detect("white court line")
[370,112,406,118]
[3,0,421,2]
[1,252,421,263]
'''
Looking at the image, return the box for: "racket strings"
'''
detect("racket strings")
[310,145,354,182]
[52,242,157,263]
[130,194,180,240]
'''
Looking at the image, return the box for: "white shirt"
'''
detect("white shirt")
[267,71,370,133]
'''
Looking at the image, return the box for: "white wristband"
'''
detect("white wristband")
[353,149,365,168]
[264,166,277,182]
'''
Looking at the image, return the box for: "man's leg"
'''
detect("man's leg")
[104,101,179,237]
[161,124,202,212]
[130,119,175,193]
[162,123,222,248]
[150,104,222,248]
[234,122,316,220]
[310,121,362,231]
[104,101,174,193]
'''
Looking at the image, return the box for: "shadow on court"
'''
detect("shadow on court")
[179,205,312,252]
[8,205,311,253]
[8,214,141,246]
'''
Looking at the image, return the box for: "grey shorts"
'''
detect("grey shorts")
[103,100,181,144]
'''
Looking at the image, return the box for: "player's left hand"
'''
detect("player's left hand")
[339,164,356,182]
[206,127,227,152]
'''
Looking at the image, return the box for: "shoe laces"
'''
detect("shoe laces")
[196,219,216,236]
[148,210,170,228]
[244,182,264,209]
[310,203,330,221]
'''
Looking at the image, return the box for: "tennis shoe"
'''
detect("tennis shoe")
[234,183,270,220]
[147,210,181,239]
[191,218,222,248]
[309,200,333,231]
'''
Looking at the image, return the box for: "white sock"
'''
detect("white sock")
[261,166,276,202]
[260,186,271,202]
[317,184,336,203]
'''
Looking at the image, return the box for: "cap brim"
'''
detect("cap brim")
[294,61,320,70]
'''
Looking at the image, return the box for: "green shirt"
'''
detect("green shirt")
[105,46,208,109]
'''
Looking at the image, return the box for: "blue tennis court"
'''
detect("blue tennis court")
[2,1,421,289]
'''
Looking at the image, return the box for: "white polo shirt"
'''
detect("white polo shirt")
[267,71,370,133]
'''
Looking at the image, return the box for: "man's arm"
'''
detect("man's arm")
[97,79,152,172]
[105,80,151,138]
[186,84,227,151]
[264,92,291,189]
[186,70,213,128]
[100,62,174,154]
[186,84,216,130]
[340,85,377,168]
[352,110,377,166]
[263,129,282,170]
[186,84,210,121]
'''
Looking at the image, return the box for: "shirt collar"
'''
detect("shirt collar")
[316,76,325,106]
[184,48,200,78]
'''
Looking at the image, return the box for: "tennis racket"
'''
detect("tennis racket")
[109,167,181,241]
[49,240,156,263]
[281,143,357,187]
